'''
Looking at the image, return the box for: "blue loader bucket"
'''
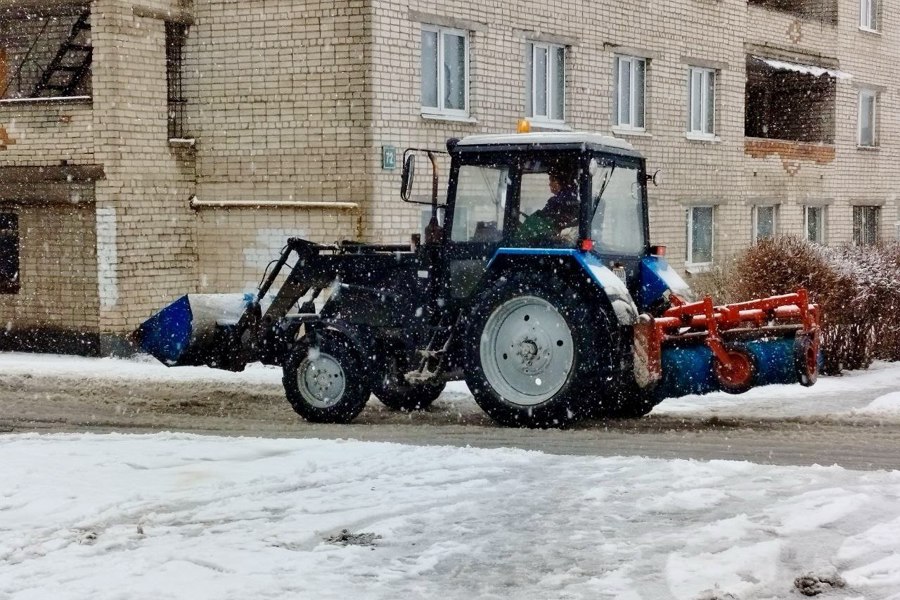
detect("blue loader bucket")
[134,293,253,370]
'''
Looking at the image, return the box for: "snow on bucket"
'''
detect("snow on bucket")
[134,293,253,369]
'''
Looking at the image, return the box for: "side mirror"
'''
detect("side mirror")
[400,154,416,201]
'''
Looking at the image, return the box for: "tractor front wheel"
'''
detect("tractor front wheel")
[282,332,370,423]
[465,274,611,428]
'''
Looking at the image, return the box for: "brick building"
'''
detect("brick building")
[0,0,897,353]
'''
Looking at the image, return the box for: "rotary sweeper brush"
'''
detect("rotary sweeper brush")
[135,131,820,428]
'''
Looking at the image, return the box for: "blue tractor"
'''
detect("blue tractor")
[136,132,820,428]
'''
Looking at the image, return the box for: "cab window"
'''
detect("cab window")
[450,165,509,243]
[589,163,645,254]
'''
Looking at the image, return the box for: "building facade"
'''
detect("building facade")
[0,0,897,353]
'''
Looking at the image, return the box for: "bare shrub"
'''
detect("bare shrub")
[871,242,900,362]
[687,259,741,305]
[727,236,900,374]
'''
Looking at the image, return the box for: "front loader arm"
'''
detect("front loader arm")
[242,238,339,365]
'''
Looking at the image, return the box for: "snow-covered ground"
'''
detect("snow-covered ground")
[2,433,900,600]
[3,353,900,599]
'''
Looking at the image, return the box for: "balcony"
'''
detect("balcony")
[747,0,837,25]
[745,55,841,145]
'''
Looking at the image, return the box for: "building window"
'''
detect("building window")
[853,206,879,246]
[0,212,19,294]
[525,42,565,123]
[860,0,878,30]
[805,205,826,244]
[688,206,714,265]
[421,26,468,117]
[753,205,777,243]
[166,22,189,139]
[858,90,877,147]
[614,56,645,130]
[687,67,716,137]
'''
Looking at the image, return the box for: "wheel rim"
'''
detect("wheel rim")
[480,295,575,407]
[297,351,346,409]
[715,350,753,388]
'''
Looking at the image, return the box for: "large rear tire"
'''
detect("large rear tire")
[282,332,370,423]
[464,273,615,428]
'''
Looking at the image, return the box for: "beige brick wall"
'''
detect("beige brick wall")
[0,100,93,164]
[91,0,197,334]
[194,205,360,293]
[183,0,367,291]
[0,199,99,332]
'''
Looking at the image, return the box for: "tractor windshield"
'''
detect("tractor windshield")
[589,164,645,254]
[450,165,509,243]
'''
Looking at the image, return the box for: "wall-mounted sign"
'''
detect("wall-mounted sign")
[382,145,396,171]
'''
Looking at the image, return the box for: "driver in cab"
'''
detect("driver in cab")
[516,163,579,245]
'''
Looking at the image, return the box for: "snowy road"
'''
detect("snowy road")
[4,354,900,599]
[2,353,900,470]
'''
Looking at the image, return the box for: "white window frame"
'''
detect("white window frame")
[614,56,645,131]
[858,89,878,147]
[804,205,826,244]
[752,205,778,244]
[687,205,714,266]
[421,25,469,118]
[860,0,878,31]
[687,67,716,139]
[525,41,566,124]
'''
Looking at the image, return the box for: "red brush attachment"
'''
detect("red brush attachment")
[634,289,820,391]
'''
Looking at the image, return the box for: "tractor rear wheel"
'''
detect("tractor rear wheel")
[465,274,613,428]
[282,332,370,423]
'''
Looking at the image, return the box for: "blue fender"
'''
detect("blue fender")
[487,248,639,326]
[639,255,693,311]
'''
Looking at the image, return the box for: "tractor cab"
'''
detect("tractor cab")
[403,133,652,304]
[446,132,647,250]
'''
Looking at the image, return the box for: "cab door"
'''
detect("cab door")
[441,161,517,301]
[587,155,649,297]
